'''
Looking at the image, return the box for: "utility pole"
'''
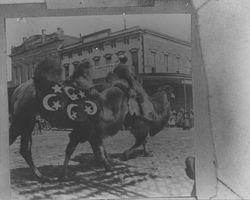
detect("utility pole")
[123,13,127,30]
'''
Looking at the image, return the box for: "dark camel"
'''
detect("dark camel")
[9,59,174,181]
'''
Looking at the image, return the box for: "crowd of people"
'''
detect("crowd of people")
[168,108,194,129]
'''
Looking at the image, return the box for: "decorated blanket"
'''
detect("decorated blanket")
[36,79,99,127]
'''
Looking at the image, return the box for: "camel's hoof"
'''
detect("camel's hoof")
[122,151,130,161]
[60,174,70,182]
[38,175,57,183]
[144,151,153,157]
[104,163,113,171]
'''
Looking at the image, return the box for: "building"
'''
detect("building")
[59,26,192,110]
[9,27,80,87]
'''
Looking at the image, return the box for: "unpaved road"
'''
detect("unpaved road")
[10,128,194,200]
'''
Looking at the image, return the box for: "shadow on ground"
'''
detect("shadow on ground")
[11,153,159,200]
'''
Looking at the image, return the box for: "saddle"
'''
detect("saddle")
[36,78,100,127]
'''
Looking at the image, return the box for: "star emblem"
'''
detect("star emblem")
[71,111,77,120]
[71,94,78,100]
[78,91,86,98]
[52,84,62,93]
[85,105,93,114]
[52,101,62,110]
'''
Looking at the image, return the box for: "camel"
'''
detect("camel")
[9,58,174,181]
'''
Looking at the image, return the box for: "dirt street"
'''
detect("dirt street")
[10,127,194,200]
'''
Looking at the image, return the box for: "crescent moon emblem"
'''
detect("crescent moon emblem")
[66,104,78,120]
[43,94,57,111]
[85,100,98,115]
[64,86,78,100]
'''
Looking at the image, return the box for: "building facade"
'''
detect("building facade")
[59,26,192,110]
[9,28,79,87]
[9,26,192,111]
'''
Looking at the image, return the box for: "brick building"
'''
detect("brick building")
[59,26,192,110]
[9,28,79,87]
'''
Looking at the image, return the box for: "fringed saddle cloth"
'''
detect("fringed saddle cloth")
[36,79,99,127]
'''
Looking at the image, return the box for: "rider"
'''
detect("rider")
[113,56,155,121]
[70,59,99,97]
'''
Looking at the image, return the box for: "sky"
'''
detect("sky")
[6,14,191,80]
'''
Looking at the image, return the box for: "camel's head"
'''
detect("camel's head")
[34,58,62,83]
[70,59,93,82]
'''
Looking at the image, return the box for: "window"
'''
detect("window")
[164,53,169,72]
[151,51,156,73]
[13,67,17,85]
[104,54,112,64]
[124,36,129,44]
[111,40,116,48]
[28,64,33,80]
[63,63,70,79]
[92,56,101,66]
[18,66,21,85]
[20,65,24,83]
[176,55,180,73]
[77,49,82,56]
[99,43,104,51]
[88,47,93,53]
[31,63,35,78]
[72,61,80,69]
[130,48,139,73]
[94,60,100,66]
[116,51,125,57]
[68,52,72,58]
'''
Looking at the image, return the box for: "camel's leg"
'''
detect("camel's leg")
[124,119,150,160]
[90,138,112,171]
[104,148,112,163]
[63,136,79,179]
[123,139,142,161]
[142,135,153,157]
[19,119,54,182]
[90,141,102,164]
[99,144,113,170]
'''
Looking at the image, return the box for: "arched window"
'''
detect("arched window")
[116,51,125,57]
[20,65,25,83]
[28,64,33,80]
[129,48,139,73]
[92,56,101,66]
[150,50,157,73]
[164,53,169,72]
[72,60,80,69]
[104,54,112,64]
[176,55,181,73]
